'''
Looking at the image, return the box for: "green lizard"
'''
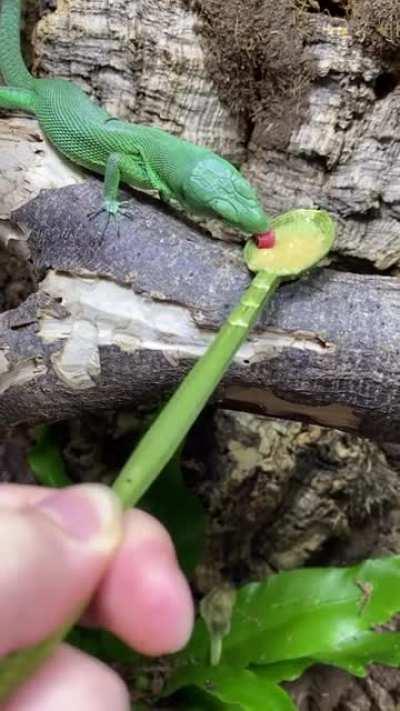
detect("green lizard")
[0,0,271,236]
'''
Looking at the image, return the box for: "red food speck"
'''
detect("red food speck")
[255,230,276,249]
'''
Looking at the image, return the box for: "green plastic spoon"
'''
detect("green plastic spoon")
[113,208,335,506]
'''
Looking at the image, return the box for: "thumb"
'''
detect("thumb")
[0,484,122,657]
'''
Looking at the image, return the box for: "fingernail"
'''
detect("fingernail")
[35,484,122,545]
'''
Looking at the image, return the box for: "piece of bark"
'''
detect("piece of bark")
[0,116,84,220]
[0,5,399,441]
[0,180,398,441]
[32,5,400,267]
[34,0,244,159]
[246,18,400,270]
[191,411,400,588]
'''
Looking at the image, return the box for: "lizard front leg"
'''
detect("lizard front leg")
[0,86,36,112]
[88,151,135,237]
[89,148,174,236]
[92,150,151,216]
[102,151,124,215]
[138,159,175,206]
[88,151,147,239]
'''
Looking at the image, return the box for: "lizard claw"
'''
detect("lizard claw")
[87,201,136,240]
[88,206,120,243]
[118,200,136,222]
[87,206,106,221]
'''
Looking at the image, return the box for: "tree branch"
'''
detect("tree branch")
[0,181,398,442]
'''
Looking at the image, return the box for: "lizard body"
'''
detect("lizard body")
[0,0,271,234]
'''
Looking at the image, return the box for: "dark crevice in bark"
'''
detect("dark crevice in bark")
[331,254,394,277]
[374,71,399,100]
[317,0,347,18]
[0,242,35,314]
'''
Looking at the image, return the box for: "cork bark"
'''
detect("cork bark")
[0,177,398,442]
[0,2,399,439]
[1,3,400,709]
[31,2,400,267]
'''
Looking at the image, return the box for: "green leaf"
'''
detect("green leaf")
[168,667,296,711]
[314,630,400,676]
[138,450,206,575]
[28,425,71,488]
[171,556,400,680]
[251,660,313,683]
[173,687,227,710]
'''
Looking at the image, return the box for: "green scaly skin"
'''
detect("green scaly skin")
[0,0,271,234]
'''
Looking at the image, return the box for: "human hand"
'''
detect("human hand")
[0,483,194,710]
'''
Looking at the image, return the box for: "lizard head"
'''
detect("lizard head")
[181,156,271,234]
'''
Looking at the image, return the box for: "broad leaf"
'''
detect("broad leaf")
[251,660,313,683]
[168,667,296,711]
[28,425,71,488]
[171,557,400,679]
[314,630,400,676]
[173,687,228,709]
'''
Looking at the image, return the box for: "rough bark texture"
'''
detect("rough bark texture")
[0,179,398,442]
[34,0,244,157]
[190,410,400,583]
[30,2,400,266]
[247,18,400,270]
[187,409,400,711]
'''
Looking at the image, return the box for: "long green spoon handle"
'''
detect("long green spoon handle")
[113,269,279,507]
[0,270,278,704]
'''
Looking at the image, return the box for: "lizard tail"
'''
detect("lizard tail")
[0,0,33,88]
